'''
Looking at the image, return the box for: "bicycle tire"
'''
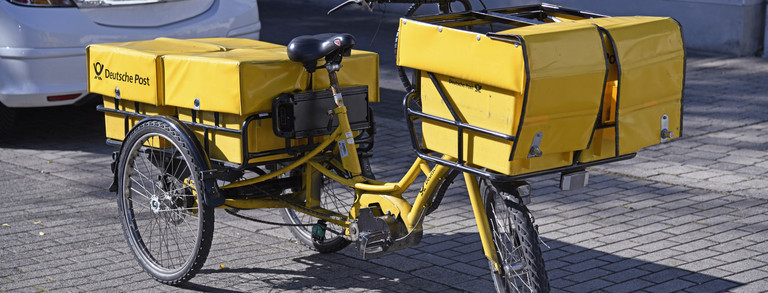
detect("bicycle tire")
[117,120,214,285]
[280,157,373,253]
[480,179,549,293]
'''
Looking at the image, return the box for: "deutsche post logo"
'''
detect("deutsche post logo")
[93,62,104,80]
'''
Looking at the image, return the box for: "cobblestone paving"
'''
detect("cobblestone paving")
[1,1,767,292]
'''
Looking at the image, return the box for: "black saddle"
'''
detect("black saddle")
[287,33,356,71]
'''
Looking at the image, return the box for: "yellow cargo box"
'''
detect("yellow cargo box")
[397,6,684,177]
[102,96,176,141]
[162,47,379,115]
[399,19,607,175]
[93,37,378,167]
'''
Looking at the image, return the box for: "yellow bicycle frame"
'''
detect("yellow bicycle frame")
[217,101,501,271]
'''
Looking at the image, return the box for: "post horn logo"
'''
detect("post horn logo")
[93,62,104,80]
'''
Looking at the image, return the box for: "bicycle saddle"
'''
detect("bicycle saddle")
[287,33,356,64]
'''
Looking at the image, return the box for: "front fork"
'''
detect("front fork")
[465,173,502,273]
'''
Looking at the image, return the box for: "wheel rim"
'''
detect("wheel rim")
[121,132,202,274]
[485,185,536,292]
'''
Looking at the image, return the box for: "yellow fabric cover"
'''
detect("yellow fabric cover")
[576,17,685,162]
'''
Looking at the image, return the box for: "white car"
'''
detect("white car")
[0,0,261,135]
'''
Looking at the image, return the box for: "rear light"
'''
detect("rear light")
[47,93,80,101]
[6,0,76,7]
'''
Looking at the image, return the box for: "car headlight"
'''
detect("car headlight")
[7,0,77,7]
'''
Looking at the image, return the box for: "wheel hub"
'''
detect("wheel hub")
[150,197,162,213]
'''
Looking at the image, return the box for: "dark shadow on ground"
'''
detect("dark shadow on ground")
[0,100,112,154]
[192,233,742,293]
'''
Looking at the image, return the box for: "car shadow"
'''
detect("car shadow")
[0,101,112,154]
[190,232,743,292]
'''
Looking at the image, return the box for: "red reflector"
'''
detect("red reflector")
[47,94,81,101]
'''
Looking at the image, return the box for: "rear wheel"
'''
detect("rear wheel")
[280,157,373,253]
[117,120,214,285]
[480,179,549,293]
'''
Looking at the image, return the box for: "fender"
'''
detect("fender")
[112,115,225,208]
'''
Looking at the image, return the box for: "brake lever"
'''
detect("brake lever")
[328,0,374,15]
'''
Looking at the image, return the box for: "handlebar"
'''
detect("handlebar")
[328,0,374,15]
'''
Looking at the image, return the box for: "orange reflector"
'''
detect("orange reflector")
[47,94,80,101]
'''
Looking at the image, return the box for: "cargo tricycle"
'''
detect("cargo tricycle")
[92,2,684,292]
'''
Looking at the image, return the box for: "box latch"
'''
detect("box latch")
[528,131,544,158]
[660,114,673,142]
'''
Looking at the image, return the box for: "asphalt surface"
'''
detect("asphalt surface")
[2,0,768,292]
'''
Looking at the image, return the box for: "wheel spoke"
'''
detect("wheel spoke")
[482,179,548,293]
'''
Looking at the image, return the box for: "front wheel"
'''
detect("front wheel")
[480,179,549,293]
[117,120,214,285]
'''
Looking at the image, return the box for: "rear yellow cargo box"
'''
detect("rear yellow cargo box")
[91,37,379,166]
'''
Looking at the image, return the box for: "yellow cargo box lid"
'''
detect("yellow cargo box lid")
[397,18,526,94]
[163,47,306,115]
[87,37,226,105]
[163,47,379,115]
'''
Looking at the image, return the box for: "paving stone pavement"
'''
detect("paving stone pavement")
[1,1,767,292]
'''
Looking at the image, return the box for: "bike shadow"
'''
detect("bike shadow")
[189,232,743,292]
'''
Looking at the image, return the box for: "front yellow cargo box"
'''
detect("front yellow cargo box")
[162,47,379,115]
[397,6,684,176]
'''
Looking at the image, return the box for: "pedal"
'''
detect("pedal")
[312,220,327,243]
[351,208,391,259]
[357,230,390,259]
